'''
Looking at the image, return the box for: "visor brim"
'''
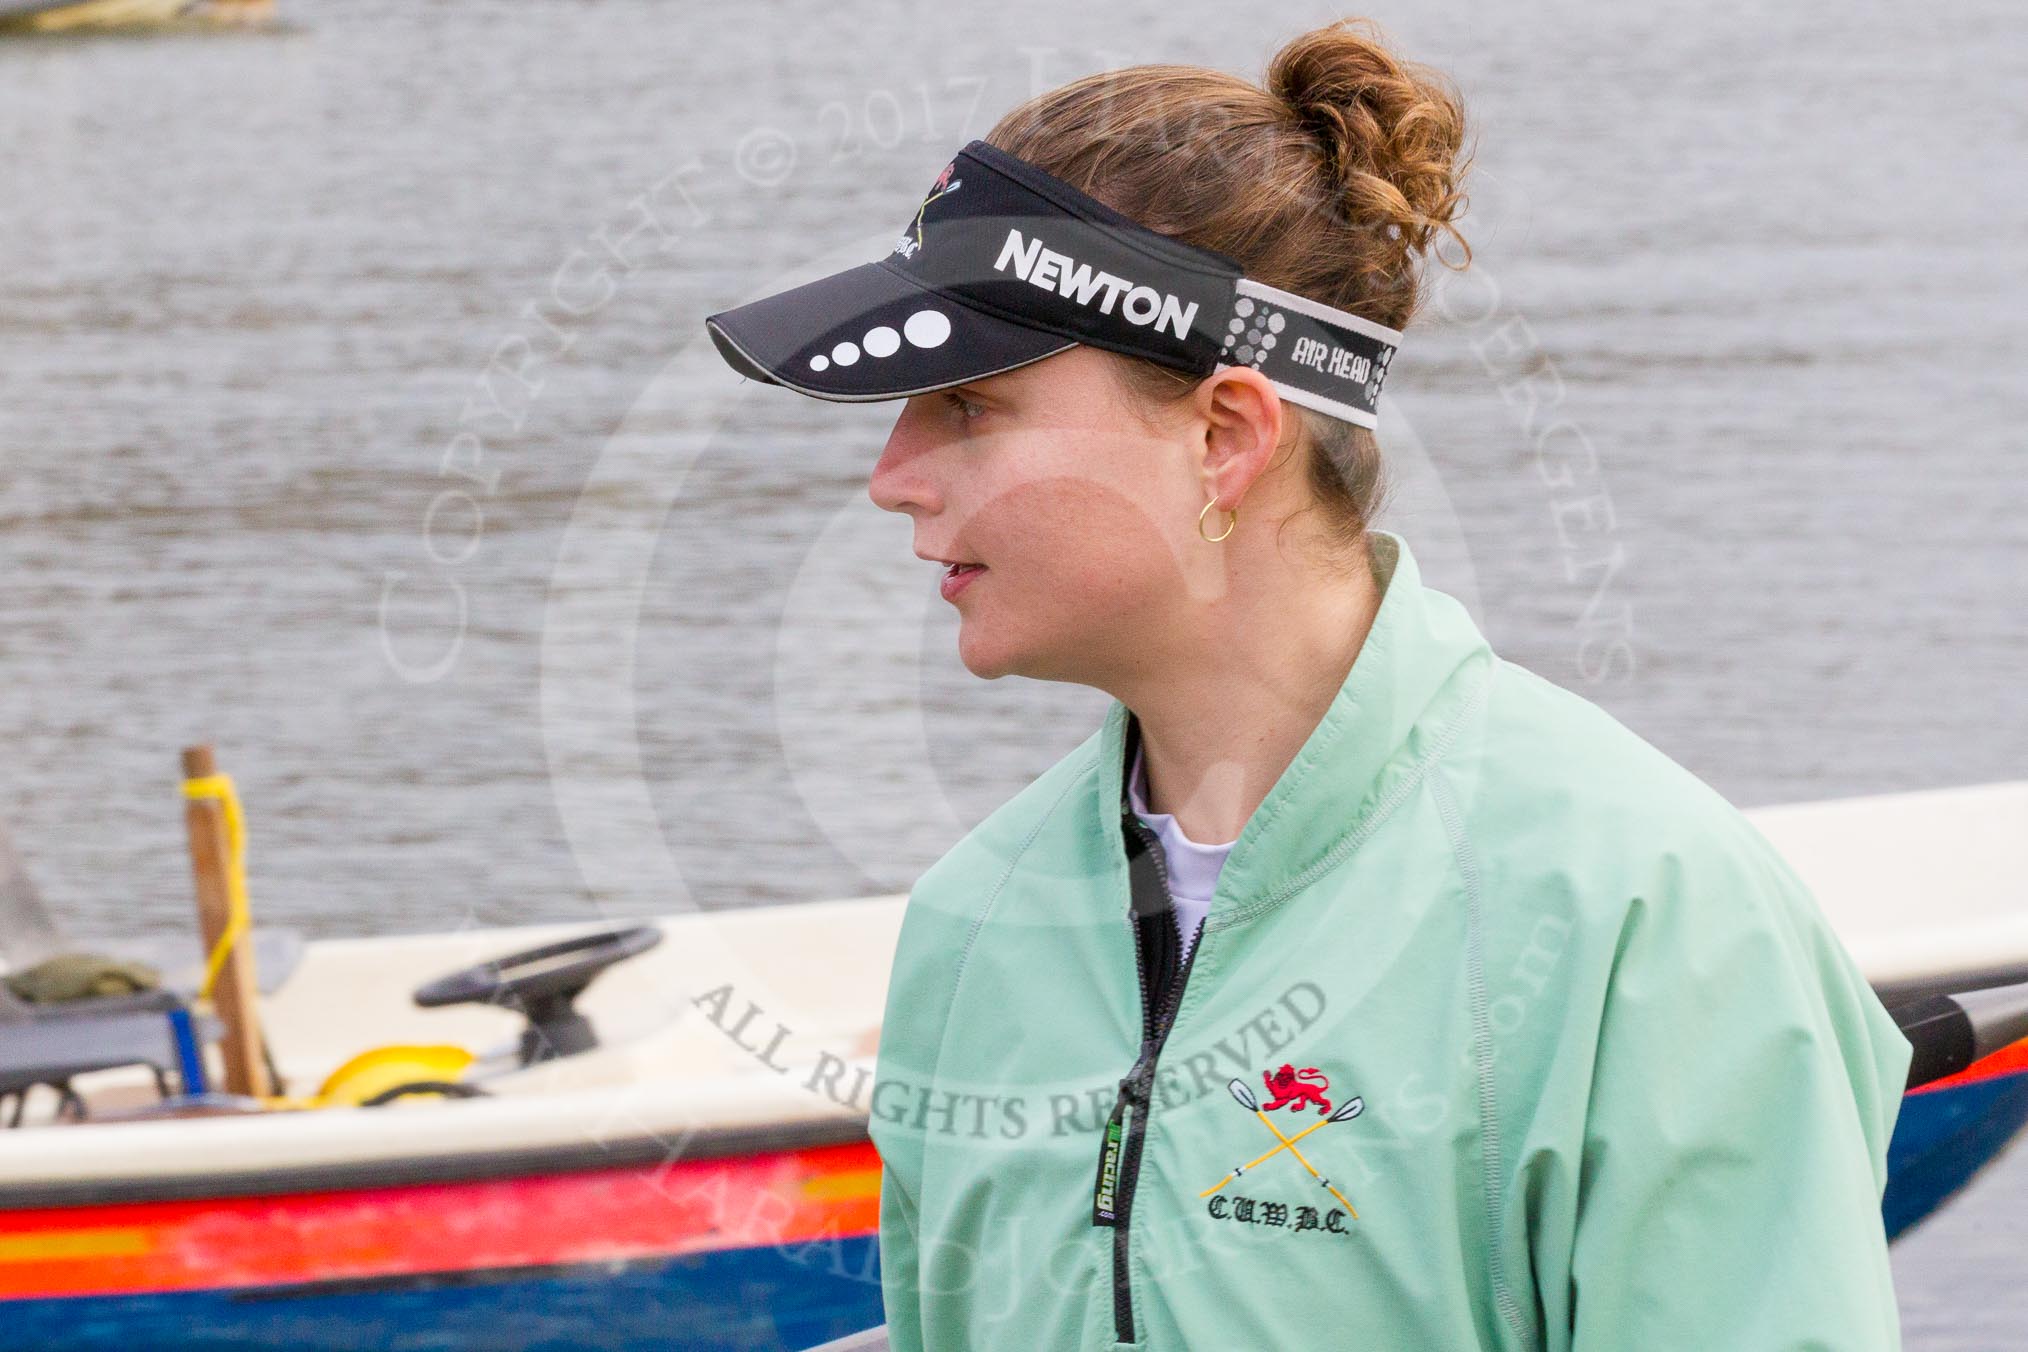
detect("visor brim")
[705,258,1077,403]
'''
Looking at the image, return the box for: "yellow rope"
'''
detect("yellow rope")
[180,773,249,1001]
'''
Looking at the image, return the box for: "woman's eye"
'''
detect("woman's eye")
[942,391,986,421]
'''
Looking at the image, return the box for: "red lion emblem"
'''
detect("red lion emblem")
[1261,1064,1332,1115]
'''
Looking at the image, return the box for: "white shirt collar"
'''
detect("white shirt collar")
[1128,740,1237,902]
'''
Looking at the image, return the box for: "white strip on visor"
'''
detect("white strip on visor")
[1219,279,1400,431]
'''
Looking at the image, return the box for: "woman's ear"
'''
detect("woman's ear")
[1195,366,1286,509]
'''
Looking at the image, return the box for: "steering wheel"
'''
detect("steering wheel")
[412,924,663,1066]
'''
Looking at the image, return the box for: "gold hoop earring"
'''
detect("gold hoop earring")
[1198,498,1238,543]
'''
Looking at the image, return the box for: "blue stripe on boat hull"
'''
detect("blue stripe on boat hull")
[1,1238,884,1352]
[1883,1071,2028,1241]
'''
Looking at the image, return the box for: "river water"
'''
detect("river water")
[0,0,2022,1342]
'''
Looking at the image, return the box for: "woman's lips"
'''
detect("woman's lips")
[939,562,986,602]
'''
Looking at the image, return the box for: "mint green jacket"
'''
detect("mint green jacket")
[869,531,1912,1351]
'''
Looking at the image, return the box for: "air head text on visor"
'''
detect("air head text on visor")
[703,139,1400,430]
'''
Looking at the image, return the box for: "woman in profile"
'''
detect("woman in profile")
[706,19,1912,1350]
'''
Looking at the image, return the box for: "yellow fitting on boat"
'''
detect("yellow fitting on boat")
[179,772,249,1002]
[313,1044,478,1107]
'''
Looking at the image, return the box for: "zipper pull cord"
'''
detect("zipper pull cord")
[1119,1042,1159,1105]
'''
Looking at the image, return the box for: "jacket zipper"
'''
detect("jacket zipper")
[1092,806,1205,1344]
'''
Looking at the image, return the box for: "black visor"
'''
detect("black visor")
[704,139,1402,429]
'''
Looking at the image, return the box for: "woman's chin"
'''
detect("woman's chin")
[954,617,1038,681]
[955,622,1086,684]
[955,630,1019,680]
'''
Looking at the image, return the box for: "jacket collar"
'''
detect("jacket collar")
[1094,531,1495,926]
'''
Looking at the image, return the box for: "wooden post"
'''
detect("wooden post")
[181,746,271,1098]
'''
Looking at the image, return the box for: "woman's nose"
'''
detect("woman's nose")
[867,402,944,517]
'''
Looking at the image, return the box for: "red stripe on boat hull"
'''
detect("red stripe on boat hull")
[1907,1036,2028,1096]
[0,1140,881,1301]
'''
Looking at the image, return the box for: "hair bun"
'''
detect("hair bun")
[1267,19,1472,271]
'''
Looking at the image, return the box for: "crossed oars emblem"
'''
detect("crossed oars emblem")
[1200,1078,1364,1217]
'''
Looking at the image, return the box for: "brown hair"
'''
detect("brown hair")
[985,19,1473,560]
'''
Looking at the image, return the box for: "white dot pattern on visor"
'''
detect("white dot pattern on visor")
[810,309,952,371]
